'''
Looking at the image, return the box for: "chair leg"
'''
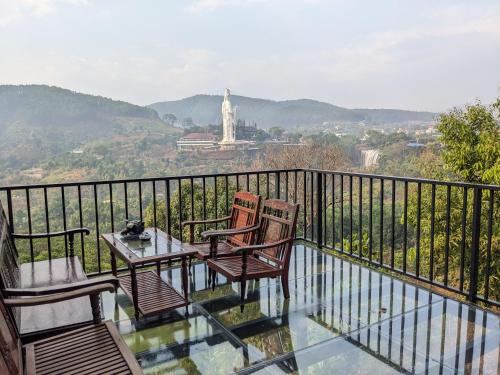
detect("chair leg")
[211,271,217,291]
[188,257,192,276]
[281,272,290,299]
[240,278,247,313]
[89,294,102,324]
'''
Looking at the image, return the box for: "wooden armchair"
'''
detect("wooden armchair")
[0,200,119,342]
[205,199,299,310]
[0,292,143,374]
[182,191,262,264]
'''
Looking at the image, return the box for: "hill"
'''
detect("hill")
[149,94,436,129]
[0,85,178,170]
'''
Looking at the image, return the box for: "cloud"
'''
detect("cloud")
[186,0,275,12]
[0,0,87,27]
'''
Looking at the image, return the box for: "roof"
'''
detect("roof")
[180,133,216,141]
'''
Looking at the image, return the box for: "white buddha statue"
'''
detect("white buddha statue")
[221,88,235,143]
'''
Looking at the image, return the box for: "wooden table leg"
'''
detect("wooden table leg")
[156,262,161,276]
[130,265,139,320]
[110,250,117,277]
[181,256,189,316]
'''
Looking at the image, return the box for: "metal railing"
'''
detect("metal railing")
[0,169,498,307]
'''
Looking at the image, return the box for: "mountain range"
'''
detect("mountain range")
[149,94,436,129]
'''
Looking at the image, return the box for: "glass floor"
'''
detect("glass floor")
[100,242,499,375]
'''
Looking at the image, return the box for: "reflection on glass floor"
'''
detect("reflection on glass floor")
[100,242,499,375]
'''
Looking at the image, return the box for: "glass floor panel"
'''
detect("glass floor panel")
[101,242,499,374]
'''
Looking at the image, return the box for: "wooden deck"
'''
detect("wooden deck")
[119,271,188,317]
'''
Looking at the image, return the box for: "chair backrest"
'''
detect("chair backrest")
[0,201,20,291]
[0,292,22,375]
[254,199,299,268]
[226,191,262,247]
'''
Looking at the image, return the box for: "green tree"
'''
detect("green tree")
[438,99,500,184]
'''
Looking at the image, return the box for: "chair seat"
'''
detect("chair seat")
[189,241,235,260]
[207,256,281,281]
[17,257,93,336]
[24,320,143,374]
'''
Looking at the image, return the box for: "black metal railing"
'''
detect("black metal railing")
[0,169,498,307]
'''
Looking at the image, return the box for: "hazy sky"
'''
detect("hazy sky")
[1,0,499,112]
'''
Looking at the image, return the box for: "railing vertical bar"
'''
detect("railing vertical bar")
[138,182,143,222]
[316,172,323,247]
[391,180,395,269]
[202,177,207,231]
[379,179,384,266]
[225,175,229,217]
[293,171,297,203]
[61,186,68,257]
[214,176,218,229]
[275,172,281,199]
[266,172,270,199]
[236,175,240,191]
[93,184,101,274]
[349,175,353,255]
[178,178,183,241]
[468,187,482,302]
[459,187,468,291]
[191,178,195,221]
[256,173,260,195]
[444,185,451,286]
[332,174,336,248]
[358,177,362,258]
[6,189,14,229]
[429,184,436,282]
[246,173,250,192]
[124,182,129,220]
[368,178,373,262]
[323,172,327,243]
[285,171,289,202]
[25,188,34,261]
[166,179,172,235]
[303,171,307,238]
[310,171,314,242]
[109,183,115,233]
[77,185,85,270]
[403,181,408,273]
[415,182,421,277]
[43,187,51,259]
[340,175,344,252]
[484,190,494,301]
[152,181,157,228]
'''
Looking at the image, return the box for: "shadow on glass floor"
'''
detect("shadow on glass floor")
[99,242,499,375]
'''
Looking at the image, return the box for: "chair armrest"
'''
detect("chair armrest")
[182,216,231,228]
[232,238,294,254]
[2,275,119,296]
[2,283,116,307]
[201,225,260,241]
[12,228,90,239]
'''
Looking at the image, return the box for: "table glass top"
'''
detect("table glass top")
[113,228,183,258]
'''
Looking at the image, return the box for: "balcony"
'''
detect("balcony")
[0,169,498,374]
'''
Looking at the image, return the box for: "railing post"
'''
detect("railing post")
[275,172,280,199]
[316,172,323,248]
[468,187,482,303]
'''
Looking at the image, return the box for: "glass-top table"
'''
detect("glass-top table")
[102,228,197,319]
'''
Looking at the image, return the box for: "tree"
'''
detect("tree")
[438,99,500,184]
[268,126,285,140]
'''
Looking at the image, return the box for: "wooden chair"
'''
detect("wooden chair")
[182,191,262,265]
[0,200,119,342]
[205,199,299,310]
[0,291,143,374]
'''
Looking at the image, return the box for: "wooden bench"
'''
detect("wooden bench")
[0,293,143,374]
[0,200,119,342]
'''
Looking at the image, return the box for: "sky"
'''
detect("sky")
[0,0,499,112]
